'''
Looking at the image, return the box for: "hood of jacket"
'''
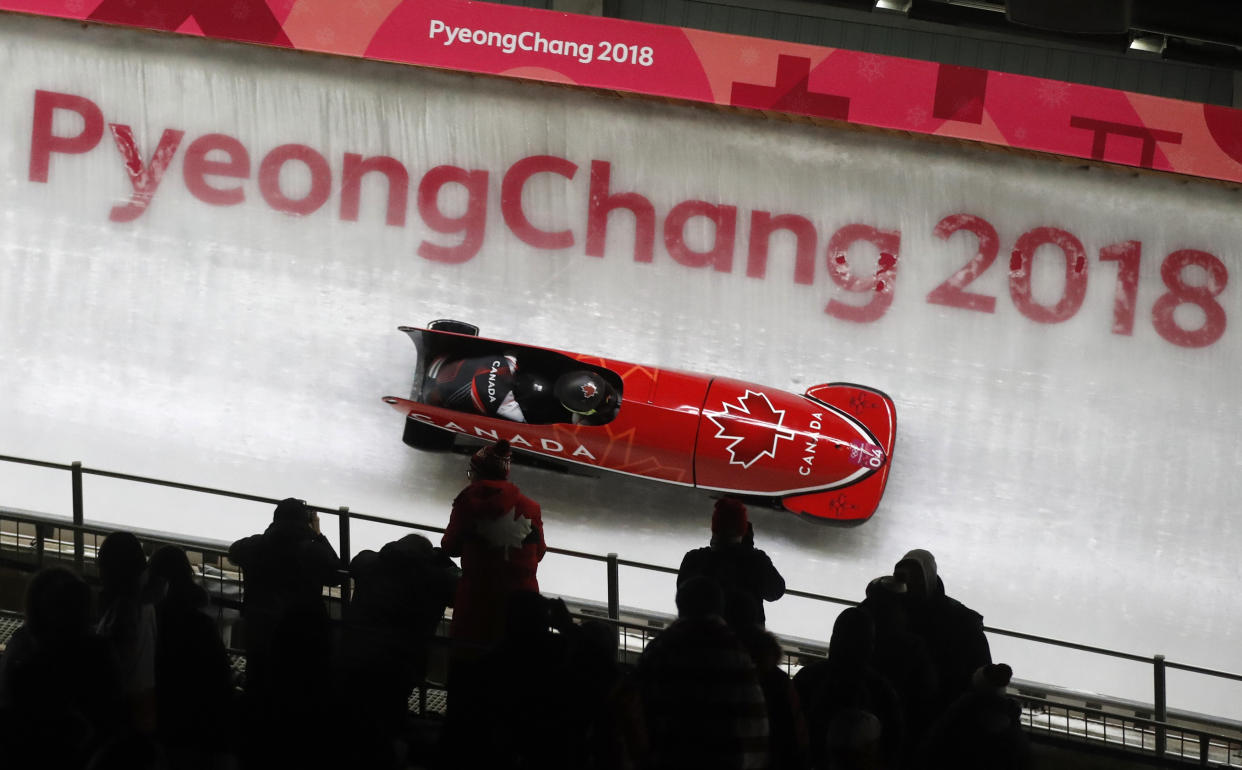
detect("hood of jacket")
[896,548,941,599]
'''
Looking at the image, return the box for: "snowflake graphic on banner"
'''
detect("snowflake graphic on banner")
[707,390,796,468]
[858,57,885,82]
[1037,80,1070,107]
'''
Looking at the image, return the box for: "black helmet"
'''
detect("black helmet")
[554,371,612,416]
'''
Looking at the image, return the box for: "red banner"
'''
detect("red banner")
[3,0,1241,184]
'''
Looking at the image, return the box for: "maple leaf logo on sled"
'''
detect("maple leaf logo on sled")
[707,390,797,468]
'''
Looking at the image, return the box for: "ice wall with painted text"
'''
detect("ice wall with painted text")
[1,15,1239,717]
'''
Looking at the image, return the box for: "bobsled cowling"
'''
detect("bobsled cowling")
[383,325,895,524]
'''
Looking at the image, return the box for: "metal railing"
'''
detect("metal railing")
[2,452,1241,766]
[1016,700,1242,767]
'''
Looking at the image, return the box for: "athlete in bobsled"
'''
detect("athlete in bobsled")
[425,354,618,425]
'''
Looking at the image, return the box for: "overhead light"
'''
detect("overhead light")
[1129,34,1167,55]
[875,0,912,12]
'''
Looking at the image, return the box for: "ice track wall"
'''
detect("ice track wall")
[0,15,1239,716]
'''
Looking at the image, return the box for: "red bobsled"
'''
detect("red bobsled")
[383,321,896,524]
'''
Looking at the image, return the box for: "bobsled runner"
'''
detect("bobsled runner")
[383,320,896,524]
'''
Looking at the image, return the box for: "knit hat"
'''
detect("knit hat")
[470,439,512,480]
[711,497,749,539]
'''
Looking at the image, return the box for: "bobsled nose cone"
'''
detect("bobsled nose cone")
[382,396,399,405]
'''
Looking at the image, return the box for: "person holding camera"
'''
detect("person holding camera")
[227,496,340,710]
[676,498,786,631]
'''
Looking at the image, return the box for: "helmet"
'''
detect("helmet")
[554,371,612,416]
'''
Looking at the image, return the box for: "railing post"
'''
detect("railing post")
[606,552,619,621]
[1154,654,1167,757]
[338,506,351,608]
[71,461,84,572]
[34,524,46,568]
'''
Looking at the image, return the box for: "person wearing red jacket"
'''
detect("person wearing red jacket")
[441,439,547,652]
[437,440,548,768]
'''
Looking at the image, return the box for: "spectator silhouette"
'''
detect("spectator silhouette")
[441,439,546,654]
[739,627,810,770]
[436,440,546,768]
[146,544,235,769]
[228,497,340,770]
[564,618,648,770]
[858,575,938,756]
[677,498,785,630]
[919,663,1030,770]
[228,498,341,698]
[462,592,578,769]
[793,607,903,769]
[637,576,769,770]
[95,530,159,736]
[0,566,124,770]
[336,534,459,769]
[893,549,991,712]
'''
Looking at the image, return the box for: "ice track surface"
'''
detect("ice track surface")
[0,13,1239,718]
